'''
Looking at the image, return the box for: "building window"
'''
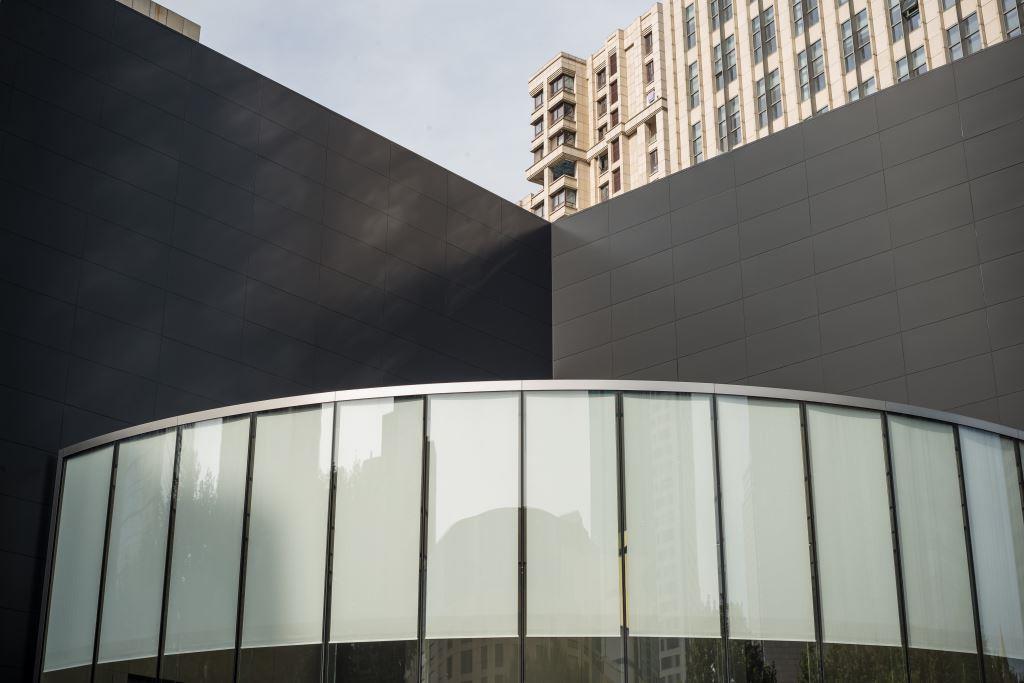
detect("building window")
[533,119,544,139]
[611,138,620,162]
[842,9,871,73]
[599,183,610,201]
[947,12,981,61]
[533,145,544,163]
[713,35,737,91]
[550,159,576,181]
[864,76,876,95]
[793,0,819,36]
[646,89,657,105]
[942,0,955,9]
[598,124,608,141]
[596,67,607,89]
[646,118,657,138]
[711,0,733,29]
[644,60,655,84]
[610,81,619,104]
[889,0,920,40]
[896,55,909,82]
[550,188,577,210]
[797,39,824,101]
[597,96,608,116]
[610,108,620,126]
[691,121,704,163]
[532,203,544,217]
[612,168,621,192]
[609,51,618,76]
[550,73,575,96]
[849,75,876,101]
[532,90,543,111]
[756,69,782,129]
[1002,0,1022,37]
[643,31,654,55]
[552,130,576,147]
[752,6,777,62]
[910,46,927,76]
[598,152,609,173]
[688,61,701,109]
[717,96,741,151]
[648,149,659,174]
[549,102,575,124]
[685,4,697,48]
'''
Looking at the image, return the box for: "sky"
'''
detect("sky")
[160,0,656,203]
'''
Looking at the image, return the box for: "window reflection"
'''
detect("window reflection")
[525,637,624,682]
[629,636,721,682]
[425,638,520,682]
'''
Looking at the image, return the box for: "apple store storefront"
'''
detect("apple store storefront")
[37,381,1024,683]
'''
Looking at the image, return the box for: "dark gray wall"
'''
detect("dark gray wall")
[552,35,1024,431]
[0,0,550,679]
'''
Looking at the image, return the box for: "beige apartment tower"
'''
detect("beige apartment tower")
[523,0,1022,220]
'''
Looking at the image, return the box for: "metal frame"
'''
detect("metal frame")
[880,414,913,683]
[798,403,827,683]
[953,426,989,683]
[36,380,1024,683]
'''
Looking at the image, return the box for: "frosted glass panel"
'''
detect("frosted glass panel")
[332,397,423,642]
[43,447,113,672]
[525,391,620,637]
[961,427,1024,659]
[717,397,814,641]
[889,415,975,653]
[242,406,332,648]
[425,392,519,638]
[164,417,249,655]
[98,431,177,663]
[623,393,719,638]
[807,405,900,647]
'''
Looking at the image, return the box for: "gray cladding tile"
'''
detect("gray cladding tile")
[737,163,807,221]
[976,205,1024,263]
[1000,390,1024,428]
[818,293,901,354]
[608,213,671,269]
[670,190,738,245]
[384,219,446,277]
[805,134,883,196]
[875,65,958,130]
[906,353,997,411]
[851,376,909,404]
[552,272,610,324]
[879,104,963,169]
[987,296,1024,350]
[822,334,905,393]
[674,263,743,318]
[552,203,609,255]
[676,301,746,357]
[748,357,824,393]
[677,339,748,383]
[553,343,613,379]
[970,160,1024,220]
[964,116,1024,179]
[951,398,1002,424]
[673,226,739,281]
[552,238,612,290]
[952,33,1024,99]
[553,308,611,359]
[745,316,821,375]
[958,75,1024,138]
[447,173,501,230]
[612,250,674,304]
[902,309,991,373]
[327,115,389,176]
[738,200,811,259]
[884,143,967,206]
[815,252,895,312]
[809,172,887,233]
[982,251,1024,305]
[388,183,446,238]
[740,238,814,296]
[897,267,985,330]
[802,96,877,157]
[887,184,974,247]
[742,278,818,335]
[613,322,677,376]
[669,153,736,209]
[994,343,1024,395]
[611,285,675,339]
[609,177,670,233]
[621,359,678,381]
[734,125,805,185]
[892,223,979,288]
[812,212,891,273]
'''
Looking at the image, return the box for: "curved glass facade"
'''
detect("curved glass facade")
[38,382,1024,683]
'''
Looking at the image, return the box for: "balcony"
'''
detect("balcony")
[525,144,586,185]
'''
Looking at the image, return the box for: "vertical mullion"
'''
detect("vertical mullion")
[90,443,119,683]
[34,452,70,682]
[798,403,826,683]
[953,426,988,683]
[416,396,431,683]
[710,396,729,683]
[321,402,340,683]
[156,427,184,681]
[232,414,258,683]
[1015,440,1024,546]
[615,392,629,683]
[880,414,912,683]
[519,391,526,683]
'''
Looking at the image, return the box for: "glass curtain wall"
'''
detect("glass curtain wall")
[622,393,721,682]
[716,397,817,682]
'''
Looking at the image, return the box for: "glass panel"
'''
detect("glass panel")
[717,397,815,642]
[332,397,422,643]
[525,391,619,637]
[821,642,904,682]
[162,416,250,681]
[806,405,901,647]
[525,637,623,682]
[240,406,332,650]
[961,428,1024,672]
[42,447,114,678]
[888,415,975,654]
[727,640,818,682]
[425,638,520,682]
[628,636,721,682]
[622,393,719,638]
[327,641,418,683]
[96,431,176,672]
[425,392,519,638]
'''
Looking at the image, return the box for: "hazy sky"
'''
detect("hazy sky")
[160,0,655,203]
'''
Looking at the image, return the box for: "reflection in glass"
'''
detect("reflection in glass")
[96,431,176,677]
[622,393,719,640]
[961,428,1024,681]
[806,404,901,675]
[727,640,818,682]
[162,416,250,682]
[888,416,976,661]
[327,640,418,683]
[239,405,332,680]
[525,391,620,637]
[717,397,814,642]
[42,447,114,682]
[629,636,721,682]
[332,397,422,643]
[525,637,623,683]
[907,647,980,682]
[425,638,520,682]
[426,392,519,638]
